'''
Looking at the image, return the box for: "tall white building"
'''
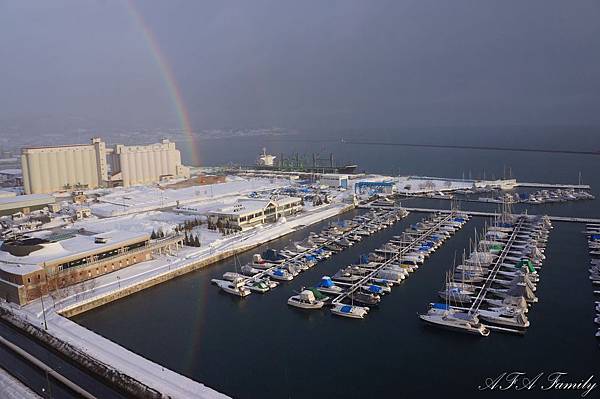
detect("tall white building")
[21,138,108,194]
[21,138,189,194]
[107,139,190,187]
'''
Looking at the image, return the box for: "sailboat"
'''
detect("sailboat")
[420,272,490,336]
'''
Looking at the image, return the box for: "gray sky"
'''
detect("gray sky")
[1,0,599,130]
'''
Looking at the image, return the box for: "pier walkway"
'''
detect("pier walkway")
[235,208,405,288]
[399,207,600,224]
[516,182,590,189]
[467,217,524,314]
[330,212,458,304]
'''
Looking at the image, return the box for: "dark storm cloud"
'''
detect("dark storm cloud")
[1,0,599,129]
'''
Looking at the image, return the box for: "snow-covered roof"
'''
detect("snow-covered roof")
[0,194,56,211]
[0,262,43,276]
[0,194,54,205]
[0,190,17,198]
[0,168,22,176]
[210,196,302,217]
[213,198,272,215]
[0,230,150,272]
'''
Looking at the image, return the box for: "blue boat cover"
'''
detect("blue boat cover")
[274,269,284,276]
[432,303,449,310]
[340,305,352,313]
[368,285,382,293]
[320,277,334,287]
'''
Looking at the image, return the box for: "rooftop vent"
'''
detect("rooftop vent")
[95,236,109,244]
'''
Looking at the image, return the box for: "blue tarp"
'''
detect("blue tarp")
[340,305,352,313]
[319,277,334,287]
[368,285,382,294]
[432,303,449,310]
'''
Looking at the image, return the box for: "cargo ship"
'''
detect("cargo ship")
[253,148,358,174]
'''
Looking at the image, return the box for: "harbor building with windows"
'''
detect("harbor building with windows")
[0,230,183,305]
[207,196,303,231]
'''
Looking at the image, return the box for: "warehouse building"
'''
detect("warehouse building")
[0,230,183,304]
[0,194,58,217]
[319,174,349,189]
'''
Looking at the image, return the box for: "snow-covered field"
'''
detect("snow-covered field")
[91,176,292,217]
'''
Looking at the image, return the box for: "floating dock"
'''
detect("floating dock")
[330,212,461,305]
[397,207,600,224]
[222,208,407,294]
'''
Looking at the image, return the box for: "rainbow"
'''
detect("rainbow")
[127,1,200,166]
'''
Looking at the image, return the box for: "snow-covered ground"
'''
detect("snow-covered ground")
[396,176,473,194]
[6,201,351,399]
[91,176,292,217]
[71,210,195,236]
[0,367,40,399]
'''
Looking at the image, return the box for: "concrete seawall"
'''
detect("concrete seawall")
[0,310,163,398]
[59,203,355,317]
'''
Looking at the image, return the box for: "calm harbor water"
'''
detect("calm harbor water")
[75,129,600,398]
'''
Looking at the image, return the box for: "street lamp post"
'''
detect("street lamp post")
[40,292,48,330]
[40,263,48,330]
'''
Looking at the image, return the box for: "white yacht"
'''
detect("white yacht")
[316,276,344,294]
[331,303,369,319]
[288,290,325,309]
[419,306,489,336]
[267,268,294,281]
[213,278,251,297]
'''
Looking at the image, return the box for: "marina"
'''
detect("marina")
[420,209,550,336]
[2,2,600,397]
[325,211,469,318]
[211,208,409,297]
[73,209,598,398]
[585,223,600,338]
